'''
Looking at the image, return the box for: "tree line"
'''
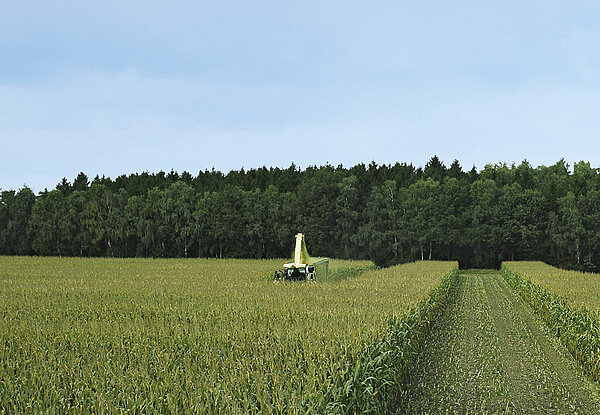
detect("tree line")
[1,157,599,270]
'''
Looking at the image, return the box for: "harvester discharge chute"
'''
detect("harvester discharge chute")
[273,233,328,283]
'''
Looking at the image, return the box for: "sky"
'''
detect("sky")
[1,1,600,192]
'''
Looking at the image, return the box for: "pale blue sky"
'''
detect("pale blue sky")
[2,1,600,191]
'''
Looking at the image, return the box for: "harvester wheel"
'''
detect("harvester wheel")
[291,268,301,281]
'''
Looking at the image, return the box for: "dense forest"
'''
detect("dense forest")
[1,157,600,269]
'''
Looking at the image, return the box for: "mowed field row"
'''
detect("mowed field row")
[0,257,457,413]
[396,270,600,414]
[503,262,600,384]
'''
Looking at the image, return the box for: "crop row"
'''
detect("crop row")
[322,261,459,413]
[502,261,600,381]
[0,257,457,414]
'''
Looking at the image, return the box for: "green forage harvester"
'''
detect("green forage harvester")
[273,233,328,282]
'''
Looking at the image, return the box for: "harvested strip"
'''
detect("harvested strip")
[395,270,600,414]
[395,271,504,413]
[502,261,600,383]
[492,274,599,411]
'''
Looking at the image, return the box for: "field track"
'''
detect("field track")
[395,270,600,414]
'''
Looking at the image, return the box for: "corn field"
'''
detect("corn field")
[0,257,457,414]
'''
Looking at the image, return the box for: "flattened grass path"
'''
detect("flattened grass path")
[395,270,600,414]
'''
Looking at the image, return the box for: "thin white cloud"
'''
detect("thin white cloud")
[2,2,600,191]
[2,76,599,192]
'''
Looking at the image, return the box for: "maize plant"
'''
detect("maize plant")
[0,257,457,414]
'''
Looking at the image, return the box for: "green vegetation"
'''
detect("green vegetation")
[321,262,375,283]
[397,270,600,413]
[502,261,600,382]
[0,257,457,413]
[3,158,600,270]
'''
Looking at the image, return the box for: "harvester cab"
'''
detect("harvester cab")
[273,233,328,283]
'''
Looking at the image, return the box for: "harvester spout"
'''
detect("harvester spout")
[294,233,308,266]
